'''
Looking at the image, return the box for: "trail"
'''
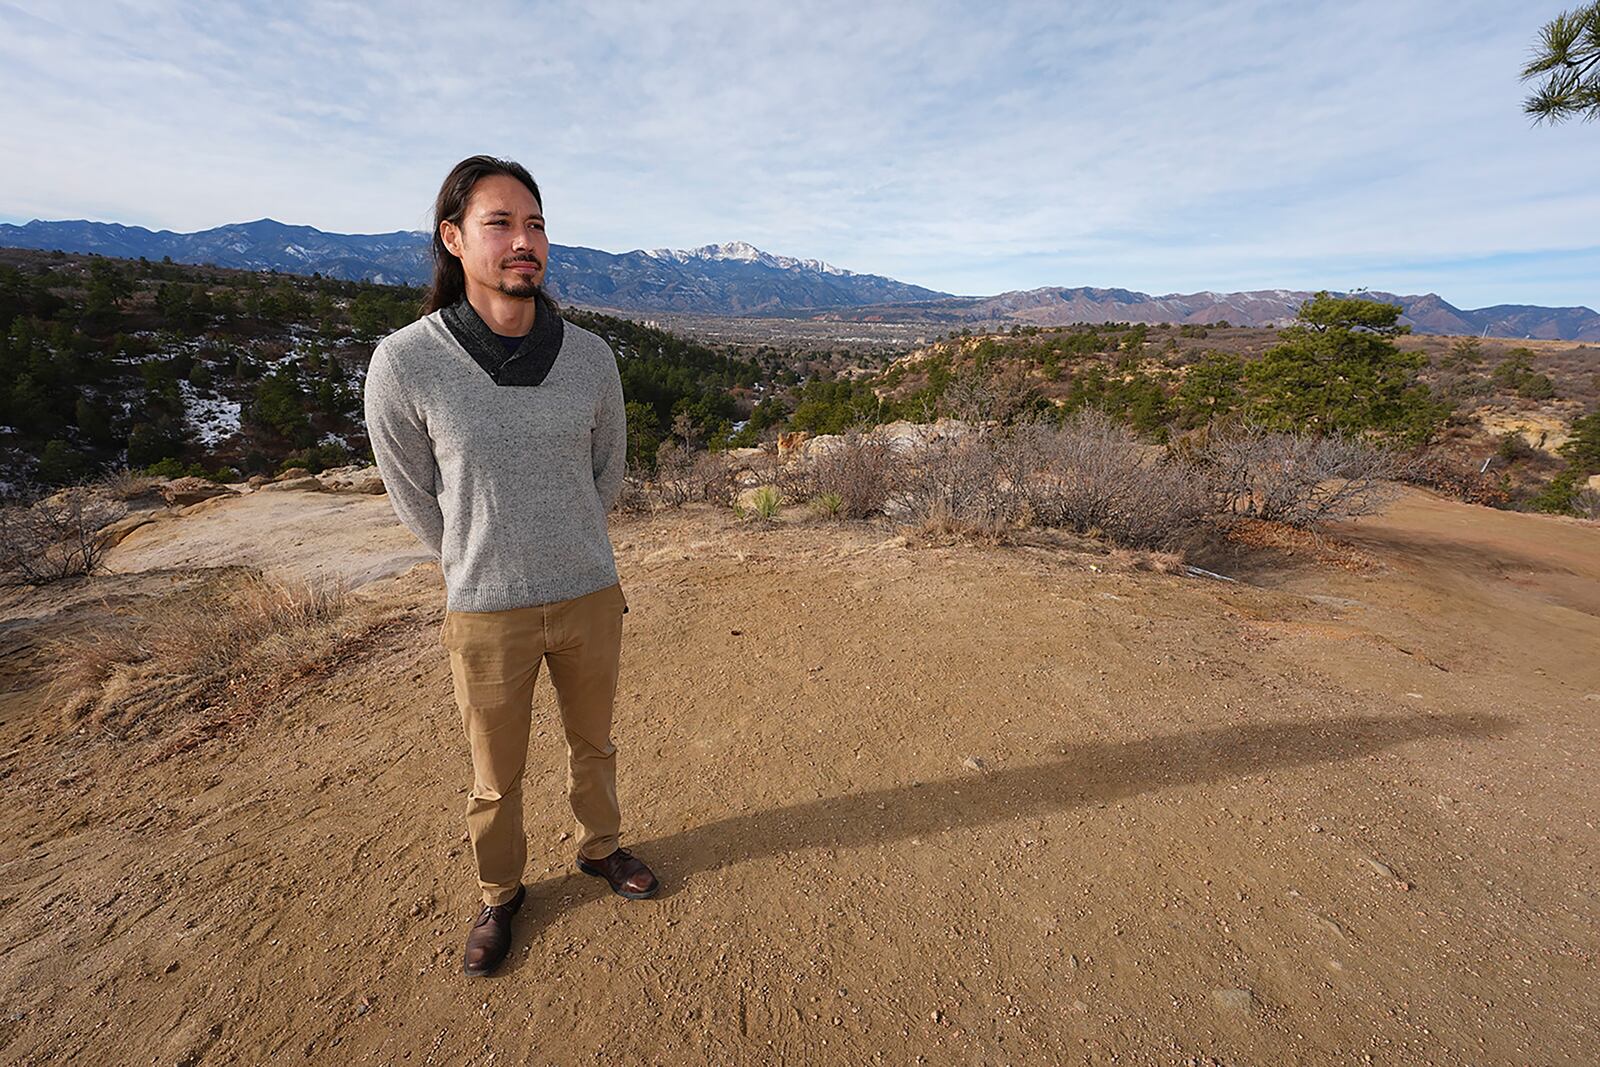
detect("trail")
[0,487,1596,1065]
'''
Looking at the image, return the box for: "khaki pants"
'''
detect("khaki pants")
[441,582,628,906]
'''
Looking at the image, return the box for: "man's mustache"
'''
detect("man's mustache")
[503,256,543,268]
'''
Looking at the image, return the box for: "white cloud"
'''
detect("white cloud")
[0,0,1595,307]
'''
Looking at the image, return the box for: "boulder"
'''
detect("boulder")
[318,464,386,494]
[159,477,235,507]
[257,476,324,493]
[275,466,311,481]
[801,434,845,460]
[877,418,972,454]
[776,431,811,460]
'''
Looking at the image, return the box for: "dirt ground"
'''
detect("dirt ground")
[1,486,1597,1066]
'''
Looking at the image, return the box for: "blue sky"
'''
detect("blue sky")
[1,0,1597,309]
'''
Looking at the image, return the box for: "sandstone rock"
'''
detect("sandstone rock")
[275,466,311,481]
[178,495,237,517]
[159,477,234,507]
[1362,856,1399,880]
[246,474,271,489]
[317,464,386,494]
[877,418,972,454]
[801,434,845,460]
[97,512,160,547]
[1210,988,1259,1016]
[258,476,323,493]
[777,431,811,460]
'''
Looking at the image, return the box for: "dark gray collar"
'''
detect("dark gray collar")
[440,291,565,386]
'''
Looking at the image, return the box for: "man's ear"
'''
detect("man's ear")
[439,219,464,259]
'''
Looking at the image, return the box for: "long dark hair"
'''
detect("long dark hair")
[421,155,543,315]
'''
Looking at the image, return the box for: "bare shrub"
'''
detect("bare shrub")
[48,571,360,754]
[1399,451,1511,509]
[992,410,1210,549]
[1197,421,1408,527]
[651,443,737,507]
[810,429,901,519]
[616,463,654,514]
[942,364,1039,427]
[768,453,819,504]
[896,434,1022,535]
[0,486,127,586]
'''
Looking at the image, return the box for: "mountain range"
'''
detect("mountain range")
[2,217,1596,340]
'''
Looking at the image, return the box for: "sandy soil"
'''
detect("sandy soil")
[1,486,1597,1066]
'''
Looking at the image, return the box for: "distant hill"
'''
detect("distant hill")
[3,218,1597,340]
[816,286,1600,343]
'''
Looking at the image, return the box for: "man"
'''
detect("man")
[363,155,658,979]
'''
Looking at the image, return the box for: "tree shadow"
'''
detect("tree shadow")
[493,710,1504,972]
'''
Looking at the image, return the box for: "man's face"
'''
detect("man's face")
[440,173,549,300]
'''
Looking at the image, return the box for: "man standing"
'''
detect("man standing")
[363,155,658,978]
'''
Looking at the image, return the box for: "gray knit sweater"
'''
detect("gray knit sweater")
[362,308,627,612]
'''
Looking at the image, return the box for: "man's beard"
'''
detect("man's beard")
[496,260,543,299]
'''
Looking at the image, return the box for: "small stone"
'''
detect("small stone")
[961,756,987,773]
[164,960,179,974]
[1211,988,1258,1015]
[1363,857,1397,880]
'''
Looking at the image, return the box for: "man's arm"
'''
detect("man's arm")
[592,346,628,512]
[363,345,445,558]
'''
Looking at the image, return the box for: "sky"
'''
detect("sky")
[1,0,1597,310]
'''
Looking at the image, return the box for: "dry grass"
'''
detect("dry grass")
[1104,547,1188,574]
[96,468,163,501]
[46,570,373,760]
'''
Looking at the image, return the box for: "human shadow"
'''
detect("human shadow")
[494,710,1503,972]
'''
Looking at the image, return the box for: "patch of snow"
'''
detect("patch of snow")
[179,380,242,447]
[645,241,853,277]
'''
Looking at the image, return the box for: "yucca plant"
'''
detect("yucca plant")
[750,485,781,520]
[812,491,844,519]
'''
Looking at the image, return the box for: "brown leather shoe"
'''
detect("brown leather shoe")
[462,884,525,977]
[576,847,659,900]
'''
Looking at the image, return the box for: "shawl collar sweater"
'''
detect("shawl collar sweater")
[362,302,627,612]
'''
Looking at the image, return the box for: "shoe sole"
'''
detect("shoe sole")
[576,858,660,900]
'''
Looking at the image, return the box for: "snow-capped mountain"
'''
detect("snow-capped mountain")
[643,240,851,277]
[0,220,941,314]
[2,218,1596,338]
